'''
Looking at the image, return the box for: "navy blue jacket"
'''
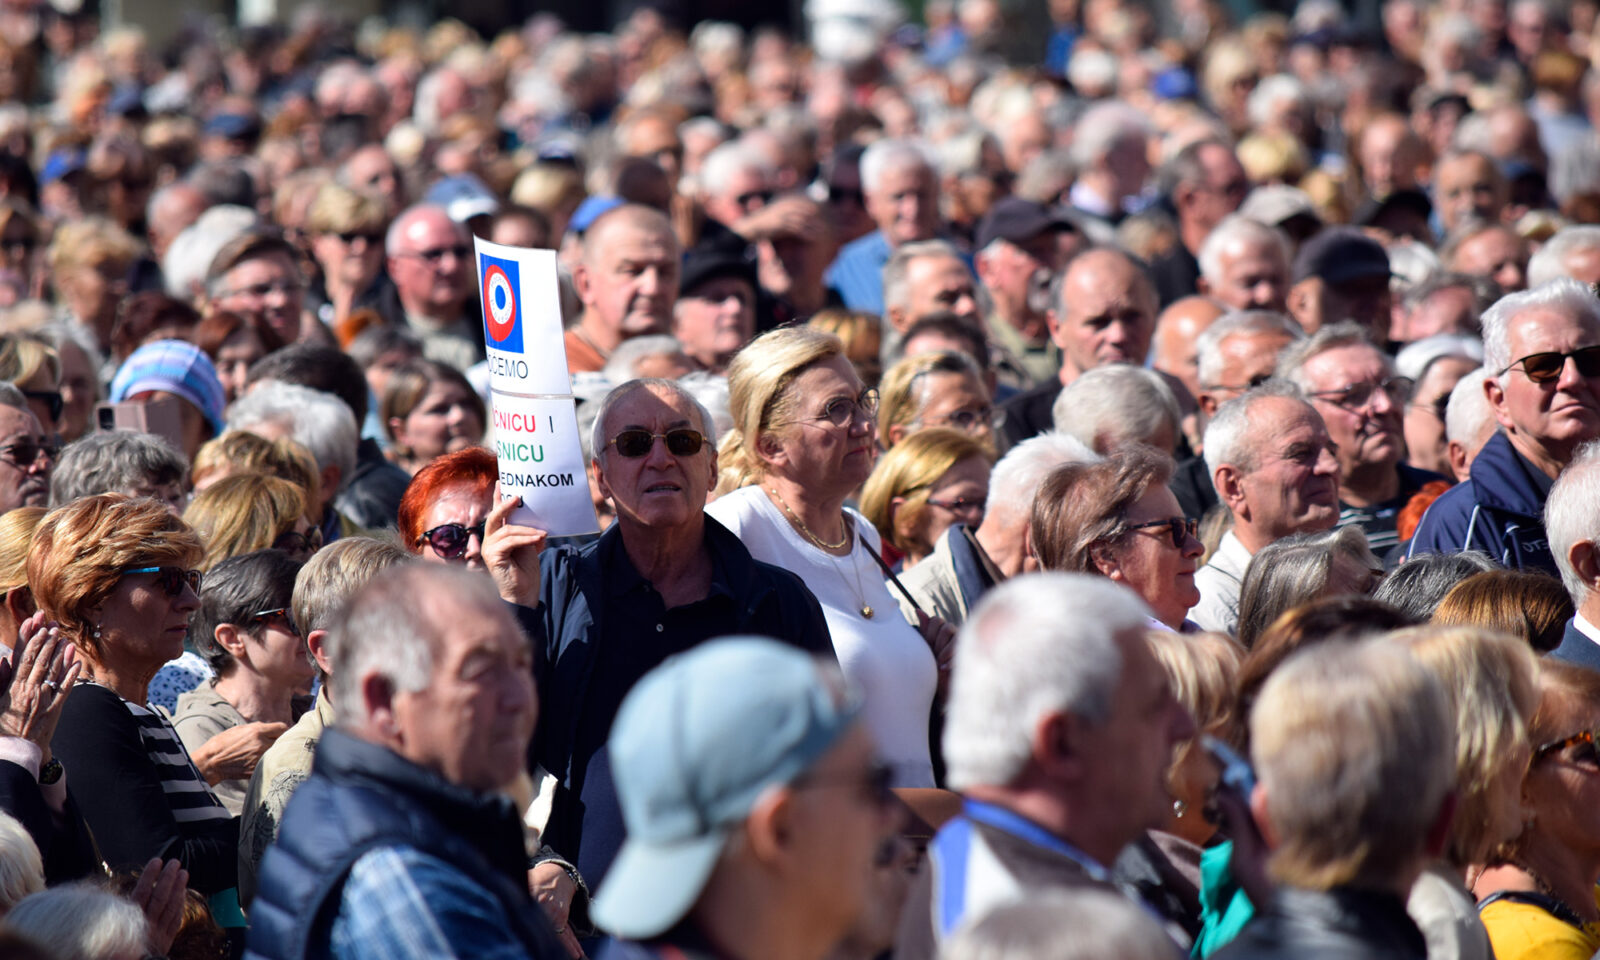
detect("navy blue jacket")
[1549,618,1600,673]
[244,729,565,960]
[1407,432,1558,574]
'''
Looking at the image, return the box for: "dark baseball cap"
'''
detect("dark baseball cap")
[1354,188,1433,228]
[679,234,758,296]
[974,197,1080,251]
[1292,227,1392,286]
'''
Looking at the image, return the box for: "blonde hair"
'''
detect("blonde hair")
[0,811,42,916]
[46,216,141,275]
[877,350,984,449]
[29,494,204,656]
[1385,626,1539,866]
[293,535,412,638]
[859,428,993,555]
[716,326,843,495]
[808,309,882,375]
[510,163,585,213]
[0,506,43,596]
[1147,629,1246,802]
[306,181,388,236]
[182,474,308,570]
[0,334,59,390]
[191,430,322,508]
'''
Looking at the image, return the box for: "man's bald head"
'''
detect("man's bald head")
[575,204,681,348]
[582,204,677,267]
[1153,295,1227,398]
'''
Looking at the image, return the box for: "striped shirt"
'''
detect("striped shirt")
[115,688,230,824]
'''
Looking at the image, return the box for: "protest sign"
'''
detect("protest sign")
[475,237,572,396]
[476,239,599,537]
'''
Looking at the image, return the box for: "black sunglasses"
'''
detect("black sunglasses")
[122,565,202,597]
[606,428,707,459]
[0,436,58,468]
[1502,345,1600,385]
[1126,516,1199,549]
[417,520,486,560]
[273,528,323,557]
[335,230,382,245]
[249,606,300,636]
[736,189,774,208]
[22,389,62,421]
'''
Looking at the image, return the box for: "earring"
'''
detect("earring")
[92,623,101,641]
[1173,799,1187,819]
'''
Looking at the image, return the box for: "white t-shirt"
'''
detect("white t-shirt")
[707,485,937,787]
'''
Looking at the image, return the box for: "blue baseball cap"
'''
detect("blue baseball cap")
[592,638,860,940]
[40,149,85,185]
[110,340,227,435]
[568,195,623,235]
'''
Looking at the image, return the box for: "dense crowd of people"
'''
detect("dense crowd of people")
[0,0,1600,957]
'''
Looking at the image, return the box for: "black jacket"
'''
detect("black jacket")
[0,759,98,884]
[245,729,566,960]
[333,438,411,531]
[1214,886,1429,960]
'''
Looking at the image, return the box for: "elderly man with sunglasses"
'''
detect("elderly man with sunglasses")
[483,377,831,948]
[1410,280,1600,574]
[0,382,55,516]
[1278,322,1447,555]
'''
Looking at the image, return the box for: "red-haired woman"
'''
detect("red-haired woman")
[397,446,496,570]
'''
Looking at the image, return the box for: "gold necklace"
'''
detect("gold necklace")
[834,539,875,619]
[768,486,849,550]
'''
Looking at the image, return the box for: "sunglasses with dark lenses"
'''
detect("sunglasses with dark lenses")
[335,230,383,245]
[22,390,62,421]
[273,528,323,557]
[0,437,59,467]
[736,189,775,208]
[249,606,300,636]
[1308,376,1413,410]
[417,520,487,560]
[1504,345,1600,385]
[607,428,707,459]
[1126,516,1200,549]
[1534,729,1600,768]
[123,565,203,597]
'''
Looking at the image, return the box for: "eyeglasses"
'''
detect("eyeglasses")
[249,606,300,636]
[0,437,59,468]
[1501,345,1600,385]
[1308,376,1413,411]
[927,495,985,515]
[736,189,774,209]
[606,428,707,458]
[397,244,470,265]
[122,566,203,597]
[787,389,880,428]
[792,761,895,807]
[273,527,323,558]
[1200,373,1273,394]
[219,279,304,300]
[1409,395,1451,421]
[1534,729,1600,768]
[1125,516,1199,549]
[335,230,382,245]
[1,234,35,253]
[417,520,486,560]
[925,407,1004,433]
[22,390,62,421]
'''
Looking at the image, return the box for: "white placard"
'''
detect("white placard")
[489,392,600,538]
[474,237,572,397]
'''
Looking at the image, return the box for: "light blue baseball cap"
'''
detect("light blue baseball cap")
[592,637,859,940]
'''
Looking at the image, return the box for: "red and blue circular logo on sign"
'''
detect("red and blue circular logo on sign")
[483,264,517,343]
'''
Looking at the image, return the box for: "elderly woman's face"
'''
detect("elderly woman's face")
[96,565,201,674]
[767,354,878,494]
[1099,485,1203,630]
[417,484,492,570]
[394,380,484,467]
[902,454,989,560]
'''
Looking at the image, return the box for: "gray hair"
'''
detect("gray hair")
[943,573,1150,790]
[1247,74,1310,130]
[1528,226,1600,288]
[1275,321,1384,391]
[163,204,259,299]
[940,889,1176,960]
[698,141,774,199]
[1373,552,1500,620]
[601,335,690,387]
[48,430,188,507]
[1197,215,1290,289]
[330,564,507,723]
[1394,334,1484,382]
[227,381,359,492]
[882,239,964,315]
[1051,365,1179,454]
[588,378,717,467]
[5,884,149,958]
[1480,278,1600,378]
[1068,101,1151,171]
[293,536,413,644]
[1195,310,1305,389]
[0,381,26,414]
[859,139,935,196]
[1236,525,1382,648]
[0,810,41,914]
[984,431,1099,522]
[1203,379,1308,480]
[1445,368,1495,448]
[1546,440,1600,605]
[1015,149,1076,204]
[936,127,999,179]
[1550,139,1600,207]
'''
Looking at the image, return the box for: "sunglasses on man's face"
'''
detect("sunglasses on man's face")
[0,436,59,468]
[1502,345,1600,385]
[606,428,707,459]
[417,520,486,560]
[122,566,203,598]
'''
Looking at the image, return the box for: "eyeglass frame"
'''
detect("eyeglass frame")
[0,435,59,469]
[1123,516,1200,550]
[248,606,301,636]
[416,520,487,560]
[1498,345,1600,385]
[1533,729,1600,766]
[778,388,881,428]
[121,565,203,597]
[1307,375,1414,412]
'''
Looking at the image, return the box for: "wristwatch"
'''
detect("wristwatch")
[38,758,62,785]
